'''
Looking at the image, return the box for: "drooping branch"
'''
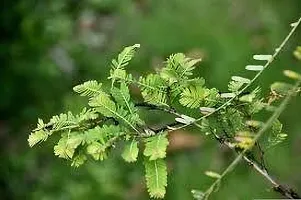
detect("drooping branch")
[201,78,301,199]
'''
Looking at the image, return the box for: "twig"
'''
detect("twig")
[166,16,301,133]
[202,79,301,199]
[212,131,300,199]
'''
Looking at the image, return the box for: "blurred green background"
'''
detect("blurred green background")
[1,0,301,199]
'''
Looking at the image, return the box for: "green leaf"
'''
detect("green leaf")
[122,140,139,162]
[253,54,272,61]
[71,153,87,167]
[144,132,169,160]
[228,81,244,92]
[204,171,221,179]
[139,74,168,106]
[245,65,264,71]
[179,85,208,108]
[111,44,140,69]
[231,76,251,84]
[86,142,107,161]
[28,130,48,147]
[73,80,102,97]
[77,108,99,122]
[191,190,206,200]
[110,44,140,86]
[111,82,134,113]
[294,46,301,60]
[89,92,117,117]
[54,133,84,159]
[160,53,201,84]
[267,119,287,148]
[283,70,301,80]
[144,159,168,199]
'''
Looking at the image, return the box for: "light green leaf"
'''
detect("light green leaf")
[111,82,135,114]
[144,159,167,199]
[191,190,206,200]
[71,153,87,167]
[122,140,139,162]
[110,44,140,86]
[139,74,168,106]
[283,70,301,80]
[160,53,201,84]
[179,86,208,108]
[86,142,107,161]
[54,133,84,159]
[73,80,102,97]
[89,92,117,117]
[205,171,221,179]
[245,65,264,71]
[111,44,140,69]
[144,133,169,160]
[253,54,272,61]
[28,130,48,147]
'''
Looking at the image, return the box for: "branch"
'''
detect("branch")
[243,156,300,199]
[166,16,301,133]
[212,132,300,199]
[202,78,301,199]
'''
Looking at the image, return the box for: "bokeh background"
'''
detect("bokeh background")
[1,0,301,199]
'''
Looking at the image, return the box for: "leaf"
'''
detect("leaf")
[89,92,117,117]
[54,133,84,159]
[228,81,244,92]
[290,22,298,27]
[28,130,48,147]
[245,65,264,71]
[84,125,117,144]
[110,44,140,86]
[175,114,195,125]
[111,82,134,114]
[205,88,220,107]
[191,190,206,200]
[234,131,254,150]
[144,132,169,160]
[49,113,75,130]
[199,107,216,115]
[71,153,87,167]
[144,159,168,199]
[86,142,107,161]
[283,70,301,80]
[139,74,168,106]
[205,171,221,179]
[77,108,99,122]
[239,93,256,103]
[111,44,140,69]
[253,54,272,61]
[122,140,139,162]
[267,119,287,148]
[220,92,235,98]
[160,53,201,84]
[179,86,208,108]
[231,76,251,84]
[294,46,301,60]
[73,80,102,97]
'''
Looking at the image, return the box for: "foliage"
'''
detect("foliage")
[28,35,301,199]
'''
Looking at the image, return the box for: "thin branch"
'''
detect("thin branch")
[202,79,301,199]
[211,131,300,199]
[166,16,301,132]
